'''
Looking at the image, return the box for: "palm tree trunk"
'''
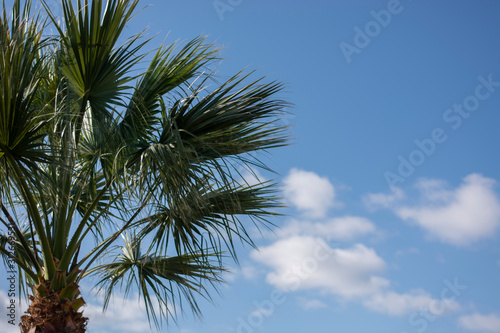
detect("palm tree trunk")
[20,280,88,333]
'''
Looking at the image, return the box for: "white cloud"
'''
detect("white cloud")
[240,265,259,280]
[299,298,328,310]
[251,236,389,298]
[363,187,405,211]
[278,216,375,240]
[413,178,453,201]
[365,174,500,246]
[84,292,156,333]
[251,234,462,318]
[364,290,460,317]
[458,313,500,332]
[284,169,338,218]
[396,174,500,246]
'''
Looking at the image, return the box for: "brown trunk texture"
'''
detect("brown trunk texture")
[19,281,88,333]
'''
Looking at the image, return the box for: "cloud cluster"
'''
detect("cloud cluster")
[252,236,388,298]
[248,168,470,318]
[251,232,461,317]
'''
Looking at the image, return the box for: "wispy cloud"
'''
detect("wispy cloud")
[364,290,460,317]
[458,313,500,332]
[277,216,376,240]
[299,298,328,310]
[363,187,405,211]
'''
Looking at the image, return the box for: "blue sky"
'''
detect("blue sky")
[1,0,500,332]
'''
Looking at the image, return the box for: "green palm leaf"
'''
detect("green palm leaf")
[88,233,224,329]
[0,0,51,171]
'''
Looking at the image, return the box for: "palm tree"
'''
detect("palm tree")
[0,0,289,332]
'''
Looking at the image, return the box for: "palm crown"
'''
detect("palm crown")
[0,0,289,331]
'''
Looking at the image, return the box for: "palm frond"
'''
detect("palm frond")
[43,0,145,120]
[0,0,57,280]
[165,71,290,158]
[0,221,39,281]
[88,233,224,330]
[118,36,220,143]
[0,0,51,174]
[135,181,283,260]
